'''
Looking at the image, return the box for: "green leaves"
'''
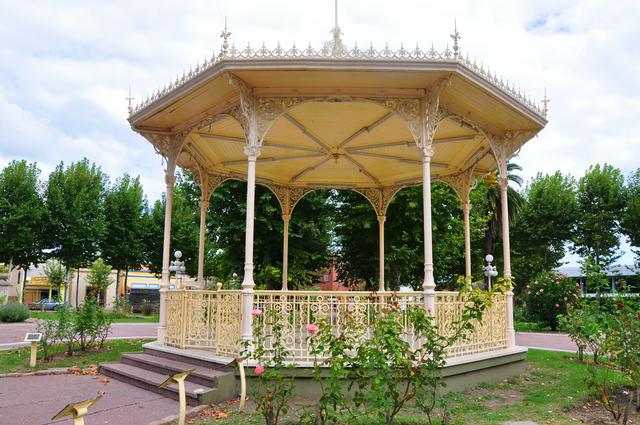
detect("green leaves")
[574,164,626,268]
[45,159,107,269]
[0,160,44,269]
[101,174,147,273]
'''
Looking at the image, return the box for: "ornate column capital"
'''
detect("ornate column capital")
[165,174,176,187]
[243,145,261,159]
[377,214,386,224]
[282,213,292,222]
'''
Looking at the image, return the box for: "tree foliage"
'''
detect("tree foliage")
[101,174,147,277]
[574,164,626,267]
[44,159,106,269]
[43,258,66,288]
[0,160,44,270]
[621,168,640,261]
[512,172,578,290]
[86,258,113,302]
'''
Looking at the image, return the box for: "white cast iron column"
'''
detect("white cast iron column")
[158,172,176,343]
[463,200,472,283]
[378,215,386,292]
[499,177,516,347]
[422,152,436,314]
[197,199,209,287]
[241,147,260,343]
[281,214,291,291]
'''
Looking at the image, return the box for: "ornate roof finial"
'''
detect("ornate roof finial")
[220,17,231,57]
[330,0,344,57]
[450,19,461,59]
[126,85,134,115]
[541,88,550,117]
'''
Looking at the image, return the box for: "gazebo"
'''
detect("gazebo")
[127,21,547,369]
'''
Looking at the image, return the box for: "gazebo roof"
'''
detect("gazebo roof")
[129,28,547,190]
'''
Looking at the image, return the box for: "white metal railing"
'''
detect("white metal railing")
[164,289,507,361]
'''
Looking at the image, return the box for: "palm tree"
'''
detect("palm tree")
[483,162,525,256]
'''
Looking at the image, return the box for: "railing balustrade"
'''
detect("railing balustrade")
[164,289,507,361]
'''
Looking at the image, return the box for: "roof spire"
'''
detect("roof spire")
[541,88,550,117]
[450,19,461,59]
[126,85,134,115]
[330,0,344,57]
[220,17,231,57]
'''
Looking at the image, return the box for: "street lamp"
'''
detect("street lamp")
[483,254,498,290]
[169,250,186,288]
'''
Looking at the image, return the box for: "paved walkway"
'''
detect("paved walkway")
[515,331,578,352]
[0,322,158,350]
[0,372,181,425]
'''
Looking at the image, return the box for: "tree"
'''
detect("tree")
[334,183,487,290]
[144,178,199,280]
[43,258,66,300]
[86,258,113,304]
[44,159,106,304]
[574,164,626,268]
[621,168,640,261]
[511,172,578,290]
[101,174,147,295]
[0,161,45,301]
[333,190,378,288]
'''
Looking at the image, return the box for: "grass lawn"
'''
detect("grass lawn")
[0,338,152,374]
[179,349,634,425]
[29,311,159,323]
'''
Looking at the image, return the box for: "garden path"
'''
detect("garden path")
[0,322,157,349]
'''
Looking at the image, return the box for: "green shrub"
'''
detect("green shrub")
[141,299,156,316]
[522,270,581,330]
[75,299,113,351]
[0,302,30,322]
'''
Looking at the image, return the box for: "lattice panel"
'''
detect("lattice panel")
[253,291,424,362]
[163,289,507,362]
[165,291,186,348]
[436,292,508,357]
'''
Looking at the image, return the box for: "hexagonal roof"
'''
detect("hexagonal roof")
[129,33,547,189]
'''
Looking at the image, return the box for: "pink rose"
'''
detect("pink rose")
[251,308,262,317]
[306,323,319,335]
[526,285,530,289]
[555,304,560,308]
[255,365,265,375]
[576,283,580,287]
[563,297,568,301]
[527,291,531,295]
[540,288,544,293]
[534,280,539,285]
[427,307,432,314]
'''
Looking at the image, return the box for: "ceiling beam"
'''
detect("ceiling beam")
[337,112,393,149]
[221,153,326,167]
[291,157,332,182]
[343,154,381,185]
[282,113,332,152]
[198,133,325,153]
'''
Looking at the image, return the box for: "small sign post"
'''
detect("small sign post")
[52,397,100,425]
[24,332,42,367]
[226,357,247,412]
[159,369,194,425]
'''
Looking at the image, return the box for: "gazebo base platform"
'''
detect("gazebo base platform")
[102,341,527,404]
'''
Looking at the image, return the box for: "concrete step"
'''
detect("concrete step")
[142,345,233,372]
[120,352,225,388]
[100,363,211,406]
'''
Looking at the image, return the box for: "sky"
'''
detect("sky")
[0,0,638,265]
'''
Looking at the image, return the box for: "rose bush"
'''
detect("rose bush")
[522,270,581,330]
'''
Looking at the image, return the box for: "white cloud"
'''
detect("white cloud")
[0,0,638,264]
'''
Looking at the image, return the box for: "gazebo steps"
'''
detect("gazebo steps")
[100,349,237,405]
